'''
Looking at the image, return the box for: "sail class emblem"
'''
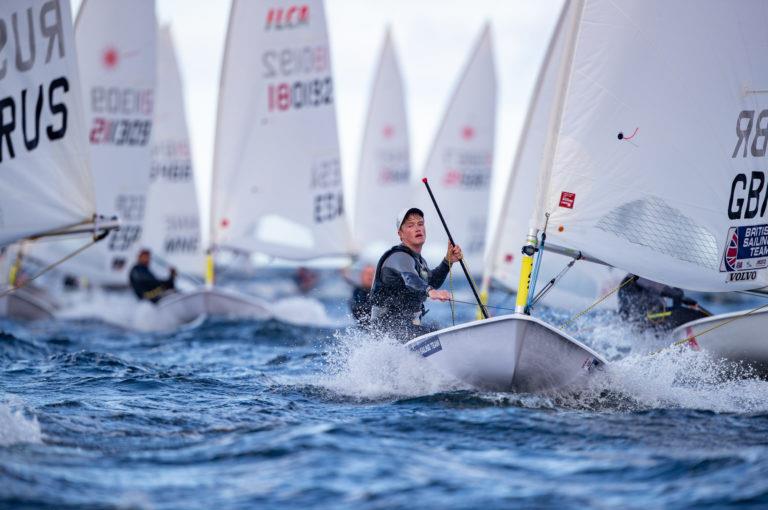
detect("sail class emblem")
[102,46,119,69]
[461,125,475,141]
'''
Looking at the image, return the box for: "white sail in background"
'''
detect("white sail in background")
[143,26,202,277]
[211,0,350,260]
[533,0,768,292]
[74,0,156,283]
[484,1,619,309]
[418,24,496,271]
[353,28,411,256]
[0,0,95,248]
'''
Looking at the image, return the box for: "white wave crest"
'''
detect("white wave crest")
[577,346,768,413]
[0,398,43,446]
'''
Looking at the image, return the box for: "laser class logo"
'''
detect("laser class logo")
[100,46,141,71]
[102,46,119,70]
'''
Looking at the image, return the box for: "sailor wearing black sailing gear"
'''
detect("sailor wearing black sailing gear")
[618,273,708,331]
[369,207,463,340]
[129,249,177,304]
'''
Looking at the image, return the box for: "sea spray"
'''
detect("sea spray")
[316,329,467,400]
[574,346,768,413]
[0,397,42,446]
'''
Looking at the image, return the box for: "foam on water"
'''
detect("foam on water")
[316,329,467,400]
[571,346,768,413]
[0,396,42,446]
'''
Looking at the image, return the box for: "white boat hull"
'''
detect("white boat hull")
[0,288,57,321]
[404,314,607,393]
[672,309,768,373]
[157,288,273,323]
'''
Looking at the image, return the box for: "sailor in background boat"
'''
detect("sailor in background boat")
[369,207,462,340]
[129,249,177,304]
[618,274,709,331]
[344,264,375,326]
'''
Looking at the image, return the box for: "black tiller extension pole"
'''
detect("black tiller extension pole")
[421,177,489,319]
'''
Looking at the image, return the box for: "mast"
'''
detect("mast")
[515,0,584,314]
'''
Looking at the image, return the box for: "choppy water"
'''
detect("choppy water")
[2,293,768,509]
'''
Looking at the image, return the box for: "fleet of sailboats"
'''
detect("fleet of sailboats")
[2,0,767,393]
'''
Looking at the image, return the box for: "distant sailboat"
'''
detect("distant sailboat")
[0,0,118,319]
[417,24,496,272]
[143,25,203,279]
[210,0,350,260]
[159,0,350,324]
[27,0,157,290]
[71,0,157,286]
[353,28,411,257]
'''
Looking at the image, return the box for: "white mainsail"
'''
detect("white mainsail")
[531,0,768,293]
[0,0,96,248]
[484,1,619,309]
[418,23,496,271]
[74,0,156,284]
[211,0,350,260]
[143,25,203,277]
[353,28,411,256]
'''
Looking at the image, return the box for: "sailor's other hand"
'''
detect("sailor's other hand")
[170,267,177,278]
[445,243,463,265]
[428,289,451,302]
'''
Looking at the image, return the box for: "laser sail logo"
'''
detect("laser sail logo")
[720,224,768,280]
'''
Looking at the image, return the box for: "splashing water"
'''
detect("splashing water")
[564,345,768,413]
[316,329,467,400]
[0,397,42,446]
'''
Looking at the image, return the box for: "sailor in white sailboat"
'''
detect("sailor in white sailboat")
[128,249,177,304]
[618,274,709,331]
[368,207,462,340]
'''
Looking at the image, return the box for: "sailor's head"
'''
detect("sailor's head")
[396,207,426,248]
[137,249,151,266]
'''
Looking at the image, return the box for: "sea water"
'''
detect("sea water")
[1,290,768,509]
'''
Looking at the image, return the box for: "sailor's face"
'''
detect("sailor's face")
[398,215,426,247]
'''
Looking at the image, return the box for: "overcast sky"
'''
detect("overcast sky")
[70,0,563,247]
